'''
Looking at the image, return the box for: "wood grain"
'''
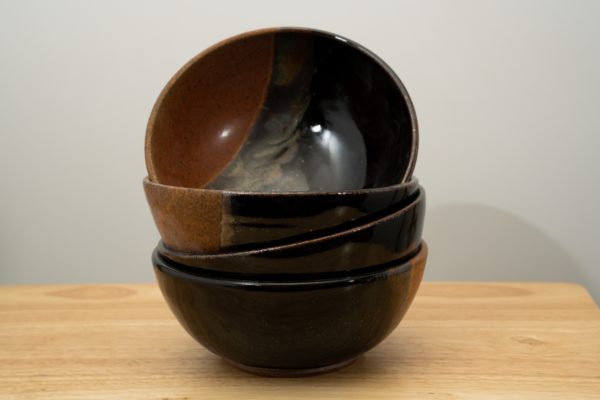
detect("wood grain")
[0,283,599,399]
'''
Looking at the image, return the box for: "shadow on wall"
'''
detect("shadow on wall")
[425,203,590,292]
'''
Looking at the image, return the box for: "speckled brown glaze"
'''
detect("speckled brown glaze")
[145,29,275,188]
[146,27,418,191]
[156,187,425,274]
[143,177,224,253]
[143,177,420,254]
[152,242,428,375]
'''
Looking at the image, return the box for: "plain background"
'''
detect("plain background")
[1,0,599,301]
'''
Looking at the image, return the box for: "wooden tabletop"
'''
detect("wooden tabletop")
[1,282,599,399]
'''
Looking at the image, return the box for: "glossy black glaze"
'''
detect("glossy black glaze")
[207,28,418,192]
[158,187,425,274]
[144,177,419,254]
[153,242,427,373]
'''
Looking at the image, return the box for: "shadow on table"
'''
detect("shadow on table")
[202,341,419,386]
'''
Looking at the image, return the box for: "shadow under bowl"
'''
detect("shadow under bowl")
[153,241,427,375]
[158,186,425,275]
[145,27,418,192]
[144,177,419,254]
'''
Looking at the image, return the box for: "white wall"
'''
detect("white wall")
[1,0,599,300]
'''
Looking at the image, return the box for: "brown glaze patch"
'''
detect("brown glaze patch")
[146,30,276,188]
[407,242,428,302]
[206,32,315,191]
[385,242,427,324]
[144,177,223,253]
[47,286,136,300]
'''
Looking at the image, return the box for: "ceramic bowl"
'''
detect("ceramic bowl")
[158,187,425,275]
[153,241,427,376]
[144,177,419,254]
[145,27,418,192]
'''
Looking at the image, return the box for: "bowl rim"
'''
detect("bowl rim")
[153,241,427,288]
[143,176,419,197]
[145,26,419,190]
[157,186,424,260]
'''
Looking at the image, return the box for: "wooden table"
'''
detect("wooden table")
[1,283,599,399]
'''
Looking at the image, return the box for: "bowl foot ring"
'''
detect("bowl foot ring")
[225,357,358,377]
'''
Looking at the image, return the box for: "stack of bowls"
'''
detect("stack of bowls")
[144,27,428,377]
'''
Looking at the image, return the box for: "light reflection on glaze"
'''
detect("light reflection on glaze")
[206,29,414,192]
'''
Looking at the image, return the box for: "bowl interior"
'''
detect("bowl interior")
[146,27,418,192]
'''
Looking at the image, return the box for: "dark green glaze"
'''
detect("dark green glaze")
[153,242,427,374]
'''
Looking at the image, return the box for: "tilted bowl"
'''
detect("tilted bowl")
[144,177,419,253]
[158,187,425,275]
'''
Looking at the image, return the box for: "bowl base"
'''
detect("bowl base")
[225,357,358,377]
